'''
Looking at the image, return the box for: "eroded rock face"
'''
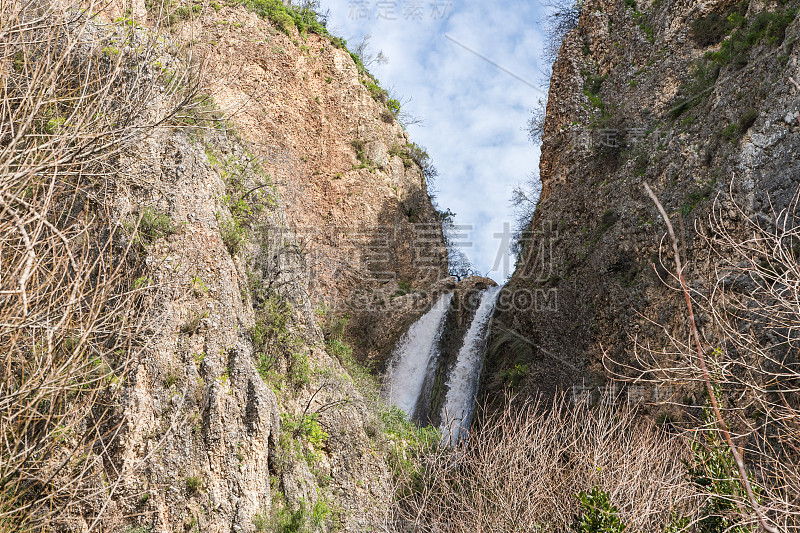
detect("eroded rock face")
[177,7,449,366]
[487,0,800,413]
[80,5,450,532]
[105,124,283,533]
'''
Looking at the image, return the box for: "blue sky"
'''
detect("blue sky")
[318,0,548,281]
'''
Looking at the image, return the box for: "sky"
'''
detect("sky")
[317,0,549,282]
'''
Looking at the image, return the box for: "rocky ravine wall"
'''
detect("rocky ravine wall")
[81,5,450,532]
[486,0,800,414]
[176,6,449,365]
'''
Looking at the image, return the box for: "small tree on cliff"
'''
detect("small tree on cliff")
[437,208,477,281]
[510,173,542,263]
[543,0,584,64]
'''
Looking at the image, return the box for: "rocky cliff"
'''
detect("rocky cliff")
[174,3,449,365]
[124,5,453,530]
[1,2,449,531]
[486,0,800,415]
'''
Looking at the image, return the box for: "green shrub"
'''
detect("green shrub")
[12,50,25,71]
[632,151,648,176]
[380,407,440,482]
[289,351,310,388]
[386,98,401,116]
[681,178,716,216]
[325,337,352,361]
[363,80,387,102]
[350,138,366,153]
[191,275,209,297]
[571,487,627,533]
[224,193,253,219]
[669,61,720,118]
[249,291,310,388]
[185,475,203,493]
[232,0,325,36]
[310,499,332,528]
[632,9,654,42]
[691,12,731,46]
[163,370,180,388]
[319,307,347,340]
[690,2,748,47]
[137,207,175,244]
[220,216,246,255]
[283,412,328,452]
[497,363,529,389]
[210,147,276,257]
[394,280,412,296]
[260,497,333,533]
[748,8,797,46]
[673,5,796,119]
[675,419,758,532]
[253,513,269,532]
[198,0,337,49]
[406,142,438,184]
[172,3,202,23]
[389,143,413,167]
[711,7,798,68]
[664,515,691,533]
[319,309,359,373]
[583,72,606,112]
[44,115,67,132]
[721,122,739,142]
[349,51,367,74]
[268,504,305,533]
[350,138,375,168]
[250,293,292,351]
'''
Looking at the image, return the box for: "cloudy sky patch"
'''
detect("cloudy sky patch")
[319,0,548,281]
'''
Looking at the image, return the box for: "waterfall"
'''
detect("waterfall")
[439,285,501,446]
[383,285,502,446]
[384,292,454,416]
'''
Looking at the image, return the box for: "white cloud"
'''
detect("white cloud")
[319,0,547,281]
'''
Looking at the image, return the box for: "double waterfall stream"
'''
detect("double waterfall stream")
[383,286,502,445]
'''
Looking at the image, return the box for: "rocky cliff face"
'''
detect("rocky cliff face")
[177,6,449,365]
[486,0,800,413]
[39,3,450,532]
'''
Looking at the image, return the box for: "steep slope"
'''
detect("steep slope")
[487,0,800,414]
[174,4,449,365]
[1,3,449,531]
[114,6,451,530]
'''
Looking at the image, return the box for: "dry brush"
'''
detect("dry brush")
[0,1,193,529]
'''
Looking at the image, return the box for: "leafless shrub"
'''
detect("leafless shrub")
[385,88,423,128]
[543,0,583,65]
[610,183,800,530]
[395,395,696,532]
[0,2,191,529]
[526,97,548,145]
[352,34,388,70]
[510,171,542,260]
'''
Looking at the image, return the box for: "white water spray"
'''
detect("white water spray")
[384,292,454,416]
[439,285,502,446]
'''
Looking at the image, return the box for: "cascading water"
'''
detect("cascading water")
[384,292,453,416]
[439,285,501,445]
[383,285,502,446]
